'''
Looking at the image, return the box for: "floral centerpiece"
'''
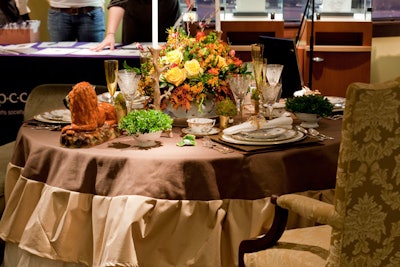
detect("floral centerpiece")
[137,27,249,114]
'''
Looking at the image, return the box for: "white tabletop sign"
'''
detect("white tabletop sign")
[322,0,352,13]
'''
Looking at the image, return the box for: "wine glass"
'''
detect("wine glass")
[261,82,282,120]
[266,64,284,87]
[117,69,140,113]
[104,60,119,104]
[227,74,252,123]
[261,64,284,120]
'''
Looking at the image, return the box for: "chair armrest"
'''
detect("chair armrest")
[238,195,288,267]
[277,194,342,229]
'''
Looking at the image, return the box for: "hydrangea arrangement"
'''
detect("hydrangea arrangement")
[138,27,249,112]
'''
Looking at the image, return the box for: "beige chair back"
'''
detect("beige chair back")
[23,84,107,121]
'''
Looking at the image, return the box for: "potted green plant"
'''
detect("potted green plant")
[215,98,237,129]
[285,94,334,128]
[119,109,173,147]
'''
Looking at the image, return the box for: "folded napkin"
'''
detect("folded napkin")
[223,116,293,135]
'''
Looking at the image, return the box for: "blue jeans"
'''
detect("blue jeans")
[47,7,105,42]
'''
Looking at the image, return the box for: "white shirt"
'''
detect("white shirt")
[48,0,104,8]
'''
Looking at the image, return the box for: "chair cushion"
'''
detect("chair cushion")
[244,225,331,267]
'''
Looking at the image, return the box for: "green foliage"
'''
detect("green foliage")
[118,109,173,134]
[215,98,237,116]
[285,94,334,117]
[123,61,141,75]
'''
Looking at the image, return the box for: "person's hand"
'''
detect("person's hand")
[91,33,116,52]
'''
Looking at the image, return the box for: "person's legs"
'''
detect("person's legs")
[77,8,105,42]
[47,9,75,41]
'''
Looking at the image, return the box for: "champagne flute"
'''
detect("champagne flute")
[251,43,265,116]
[104,60,119,104]
[251,44,264,89]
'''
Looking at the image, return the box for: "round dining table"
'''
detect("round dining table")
[0,117,341,267]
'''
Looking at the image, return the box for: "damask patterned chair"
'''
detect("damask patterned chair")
[239,76,400,267]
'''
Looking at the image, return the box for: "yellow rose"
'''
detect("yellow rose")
[216,55,227,69]
[164,67,187,86]
[184,59,203,78]
[166,49,183,65]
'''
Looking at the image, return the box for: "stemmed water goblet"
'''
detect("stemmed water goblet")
[266,64,284,88]
[262,64,284,119]
[261,82,282,120]
[227,73,252,123]
[117,69,140,113]
[104,59,119,104]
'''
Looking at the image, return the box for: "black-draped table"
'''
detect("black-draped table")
[0,42,140,145]
[0,117,340,267]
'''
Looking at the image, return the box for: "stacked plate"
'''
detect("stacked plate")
[34,109,71,124]
[326,96,346,112]
[221,127,305,145]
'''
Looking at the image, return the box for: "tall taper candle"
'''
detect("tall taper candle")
[152,0,158,48]
[215,0,221,32]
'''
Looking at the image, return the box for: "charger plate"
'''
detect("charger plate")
[221,130,305,146]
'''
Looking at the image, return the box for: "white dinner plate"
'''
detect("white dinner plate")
[182,127,220,137]
[34,109,71,124]
[221,130,305,145]
[231,128,297,142]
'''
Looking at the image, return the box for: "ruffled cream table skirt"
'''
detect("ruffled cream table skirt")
[0,163,334,267]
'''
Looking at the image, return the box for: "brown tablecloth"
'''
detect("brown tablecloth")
[0,118,340,267]
[10,118,341,200]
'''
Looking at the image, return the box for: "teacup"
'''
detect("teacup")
[187,118,216,134]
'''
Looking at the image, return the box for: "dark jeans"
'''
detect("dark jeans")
[47,7,105,42]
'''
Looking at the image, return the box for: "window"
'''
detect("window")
[179,0,400,22]
[372,0,400,20]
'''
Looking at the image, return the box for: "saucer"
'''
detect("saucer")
[182,127,220,137]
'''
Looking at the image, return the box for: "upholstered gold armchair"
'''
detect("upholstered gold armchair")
[239,77,400,267]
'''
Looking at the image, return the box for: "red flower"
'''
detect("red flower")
[196,31,206,41]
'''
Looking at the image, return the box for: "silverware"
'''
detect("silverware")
[308,128,334,140]
[29,124,62,131]
[326,114,343,120]
[294,125,324,141]
[202,136,234,154]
